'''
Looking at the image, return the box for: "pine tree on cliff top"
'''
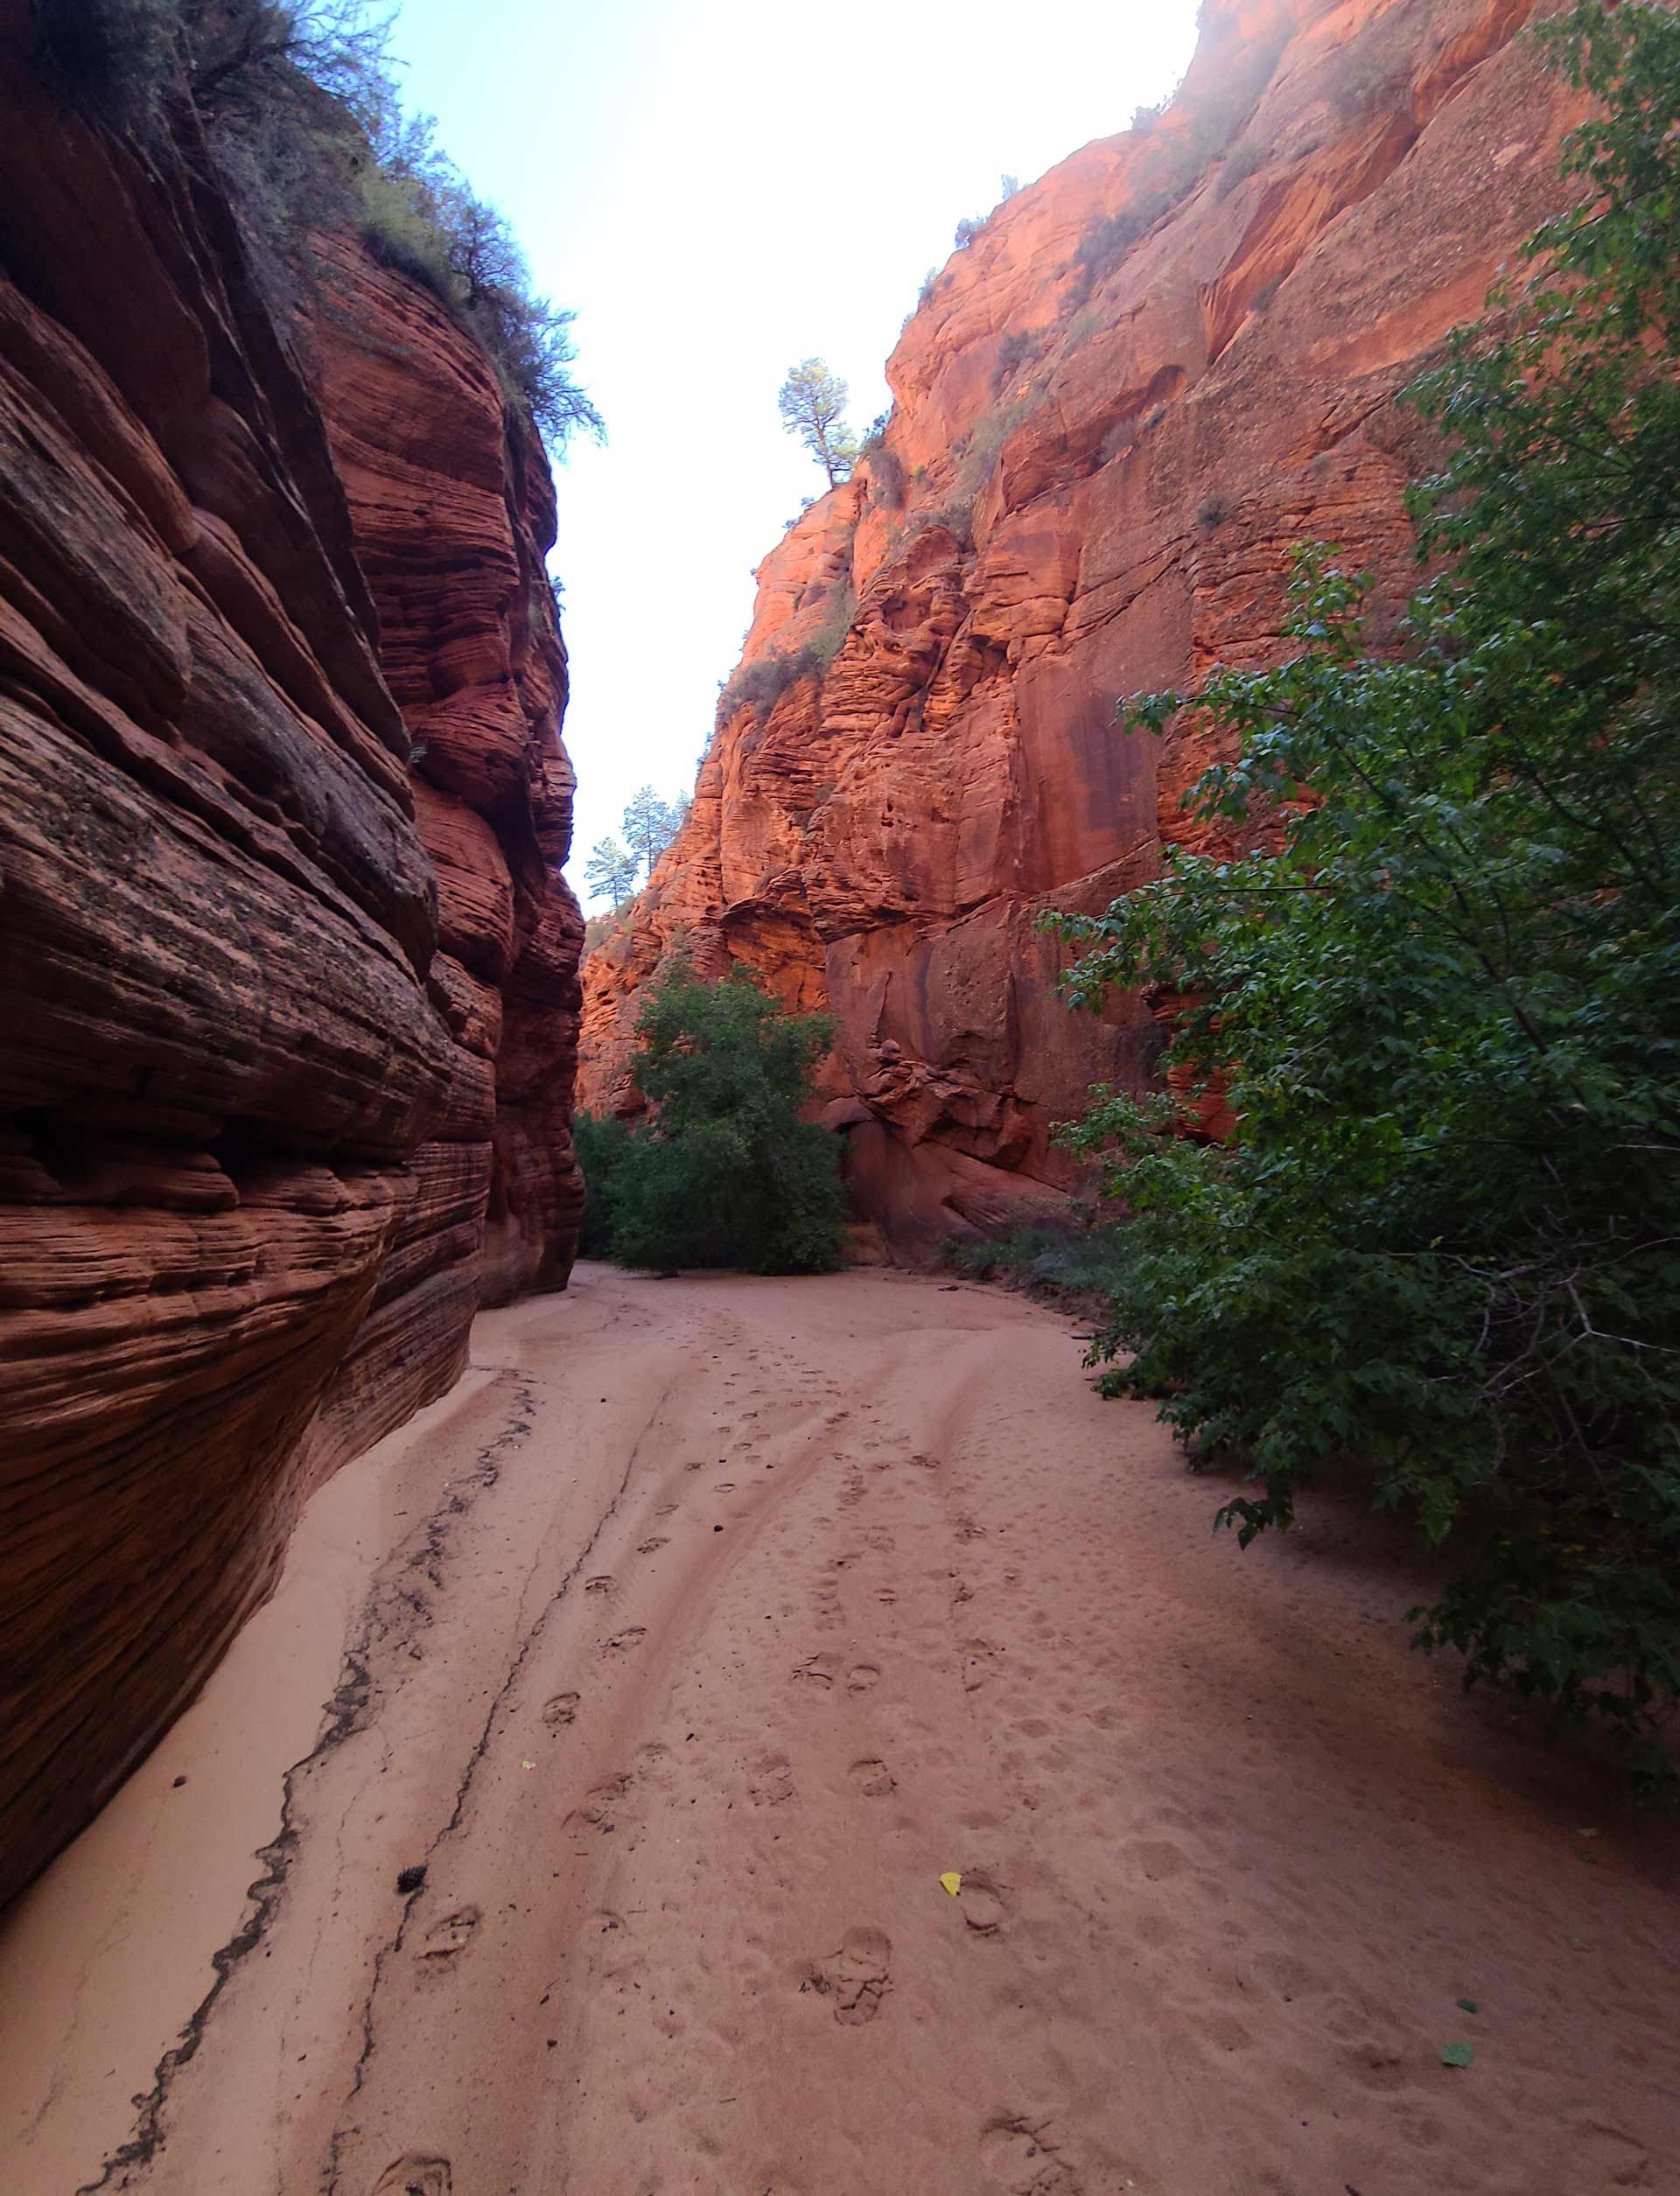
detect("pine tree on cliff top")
[777,360,859,487]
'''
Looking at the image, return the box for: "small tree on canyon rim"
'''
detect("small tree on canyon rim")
[1052,0,1680,1799]
[584,836,639,910]
[620,786,686,884]
[582,962,846,1276]
[777,359,859,487]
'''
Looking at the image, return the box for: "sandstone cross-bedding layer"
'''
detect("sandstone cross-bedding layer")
[0,37,582,1903]
[580,0,1574,1256]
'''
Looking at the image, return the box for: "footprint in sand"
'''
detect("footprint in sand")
[714,1481,736,1493]
[978,2121,1082,2194]
[803,1928,892,2025]
[847,1663,881,1694]
[954,1870,1011,1935]
[792,1655,839,1689]
[636,1535,668,1556]
[848,1758,896,1798]
[371,2158,452,2196]
[603,1627,647,1655]
[654,1500,680,1518]
[572,1773,632,1828]
[542,1691,580,1728]
[419,1907,480,1961]
[584,1574,614,1596]
[962,1640,999,1693]
[749,1753,796,1806]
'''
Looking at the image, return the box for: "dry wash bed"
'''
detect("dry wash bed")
[3,1263,1676,2194]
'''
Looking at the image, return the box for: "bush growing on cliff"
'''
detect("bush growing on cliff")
[30,0,602,452]
[715,647,825,732]
[1050,2,1680,1798]
[586,965,846,1276]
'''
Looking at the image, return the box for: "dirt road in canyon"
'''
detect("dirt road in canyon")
[4,1264,1677,2196]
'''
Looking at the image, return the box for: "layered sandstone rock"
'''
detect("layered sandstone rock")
[0,30,581,1903]
[581,0,1573,1255]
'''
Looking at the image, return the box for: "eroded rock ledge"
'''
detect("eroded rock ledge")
[0,34,582,1903]
[580,0,1572,1257]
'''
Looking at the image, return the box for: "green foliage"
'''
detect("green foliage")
[902,499,975,553]
[954,213,985,248]
[716,646,825,731]
[30,0,602,453]
[990,327,1037,395]
[777,359,859,487]
[586,965,847,1276]
[620,786,685,883]
[572,1109,634,1255]
[352,104,603,449]
[584,836,638,911]
[1050,3,1680,1796]
[864,445,906,509]
[945,1224,1136,1305]
[808,582,856,669]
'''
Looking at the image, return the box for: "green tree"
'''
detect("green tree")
[584,836,637,909]
[572,1109,634,1255]
[598,963,846,1276]
[777,359,859,487]
[620,786,683,882]
[1052,0,1680,1796]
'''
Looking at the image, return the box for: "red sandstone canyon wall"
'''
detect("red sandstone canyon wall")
[0,24,581,1902]
[579,0,1575,1256]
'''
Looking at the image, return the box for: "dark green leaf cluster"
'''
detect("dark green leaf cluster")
[1052,2,1680,1797]
[577,965,847,1277]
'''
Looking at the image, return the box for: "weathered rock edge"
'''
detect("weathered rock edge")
[0,29,583,1904]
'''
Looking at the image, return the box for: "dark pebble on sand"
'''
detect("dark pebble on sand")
[396,1865,428,1894]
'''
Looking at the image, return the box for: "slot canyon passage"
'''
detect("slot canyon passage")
[4,0,1680,2191]
[4,1265,1677,2196]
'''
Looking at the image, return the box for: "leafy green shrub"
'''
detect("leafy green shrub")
[945,1224,1136,1305]
[31,0,602,454]
[954,213,986,248]
[1048,2,1680,1799]
[865,445,906,509]
[715,646,825,731]
[593,964,846,1276]
[903,500,974,552]
[990,327,1037,394]
[572,1109,634,1255]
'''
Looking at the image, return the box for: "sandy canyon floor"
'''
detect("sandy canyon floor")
[3,1264,1676,2195]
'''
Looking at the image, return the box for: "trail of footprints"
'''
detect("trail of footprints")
[396,1376,1048,2193]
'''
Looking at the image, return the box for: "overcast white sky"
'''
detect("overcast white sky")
[385,0,1202,904]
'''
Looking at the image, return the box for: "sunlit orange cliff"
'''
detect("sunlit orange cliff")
[579,0,1572,1255]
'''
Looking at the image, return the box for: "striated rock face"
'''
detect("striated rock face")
[580,0,1575,1256]
[0,35,581,1903]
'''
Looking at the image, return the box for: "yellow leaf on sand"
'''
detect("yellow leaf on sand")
[940,1871,962,1897]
